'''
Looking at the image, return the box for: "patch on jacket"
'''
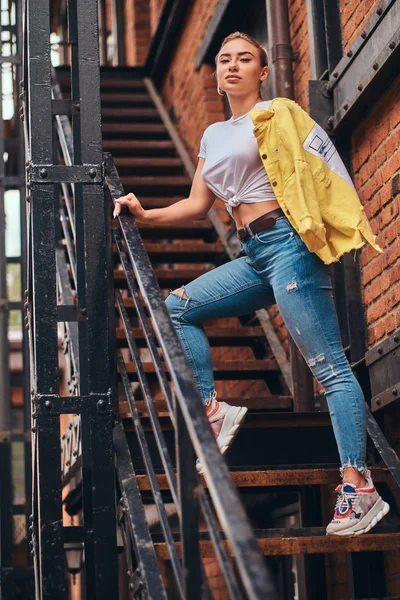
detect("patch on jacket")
[303,123,354,190]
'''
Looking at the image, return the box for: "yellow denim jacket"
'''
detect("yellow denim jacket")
[249,98,383,264]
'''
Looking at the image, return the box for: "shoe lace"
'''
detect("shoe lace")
[204,390,218,409]
[335,486,360,514]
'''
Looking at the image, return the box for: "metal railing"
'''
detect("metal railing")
[24,0,118,597]
[33,3,400,598]
[106,153,278,599]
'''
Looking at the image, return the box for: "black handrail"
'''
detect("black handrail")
[105,153,278,600]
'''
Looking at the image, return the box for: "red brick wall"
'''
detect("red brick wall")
[160,1,224,161]
[203,558,231,600]
[339,0,380,52]
[353,75,400,347]
[287,0,400,351]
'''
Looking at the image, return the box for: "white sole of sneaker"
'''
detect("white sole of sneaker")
[217,406,248,456]
[327,497,390,536]
[196,406,248,474]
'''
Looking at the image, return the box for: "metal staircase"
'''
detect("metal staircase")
[55,66,400,598]
[22,0,400,596]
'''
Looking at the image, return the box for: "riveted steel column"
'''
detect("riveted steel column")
[26,0,117,596]
[74,0,118,596]
[26,0,64,596]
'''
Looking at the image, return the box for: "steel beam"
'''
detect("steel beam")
[310,0,400,134]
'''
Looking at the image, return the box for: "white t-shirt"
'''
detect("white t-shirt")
[197,100,276,216]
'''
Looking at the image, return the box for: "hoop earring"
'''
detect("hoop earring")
[217,86,225,96]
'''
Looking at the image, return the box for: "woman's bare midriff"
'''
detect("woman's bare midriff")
[231,199,282,229]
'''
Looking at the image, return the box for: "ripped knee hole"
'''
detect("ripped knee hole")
[170,287,189,299]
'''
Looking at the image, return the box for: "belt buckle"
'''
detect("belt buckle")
[245,222,254,238]
[238,223,253,241]
[237,227,246,241]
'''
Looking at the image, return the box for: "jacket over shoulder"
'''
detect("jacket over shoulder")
[249,98,383,264]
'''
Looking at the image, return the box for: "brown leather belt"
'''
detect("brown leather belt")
[237,208,285,241]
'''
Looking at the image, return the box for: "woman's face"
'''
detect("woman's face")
[216,38,268,98]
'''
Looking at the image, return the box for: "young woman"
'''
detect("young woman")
[114,32,390,535]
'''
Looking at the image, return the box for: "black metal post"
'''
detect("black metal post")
[25,0,118,596]
[175,401,202,599]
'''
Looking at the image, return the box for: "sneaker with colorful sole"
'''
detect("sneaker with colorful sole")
[196,393,248,474]
[326,470,390,536]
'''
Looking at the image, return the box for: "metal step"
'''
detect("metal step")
[143,240,224,261]
[118,219,215,240]
[101,92,153,106]
[113,157,183,168]
[153,528,400,558]
[119,175,191,195]
[102,122,169,140]
[135,466,392,490]
[119,359,279,381]
[112,158,185,177]
[113,240,224,261]
[118,395,293,415]
[100,78,146,91]
[102,139,176,156]
[115,325,265,346]
[101,107,160,121]
[124,411,333,432]
[113,267,213,288]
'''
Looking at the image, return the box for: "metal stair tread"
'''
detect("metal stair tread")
[118,395,293,415]
[125,219,212,232]
[122,411,333,433]
[103,140,175,151]
[113,267,213,280]
[101,92,152,104]
[152,528,400,557]
[120,359,279,373]
[112,157,183,167]
[115,325,264,341]
[119,175,191,186]
[135,466,392,490]
[101,108,159,119]
[103,123,167,132]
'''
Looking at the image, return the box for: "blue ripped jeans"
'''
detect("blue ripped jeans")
[165,216,367,473]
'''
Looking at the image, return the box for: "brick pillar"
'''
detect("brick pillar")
[203,558,231,599]
[124,0,151,66]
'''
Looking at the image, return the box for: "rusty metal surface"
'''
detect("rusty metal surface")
[136,466,391,491]
[154,531,400,559]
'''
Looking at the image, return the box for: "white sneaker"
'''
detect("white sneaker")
[326,470,390,536]
[196,392,248,474]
